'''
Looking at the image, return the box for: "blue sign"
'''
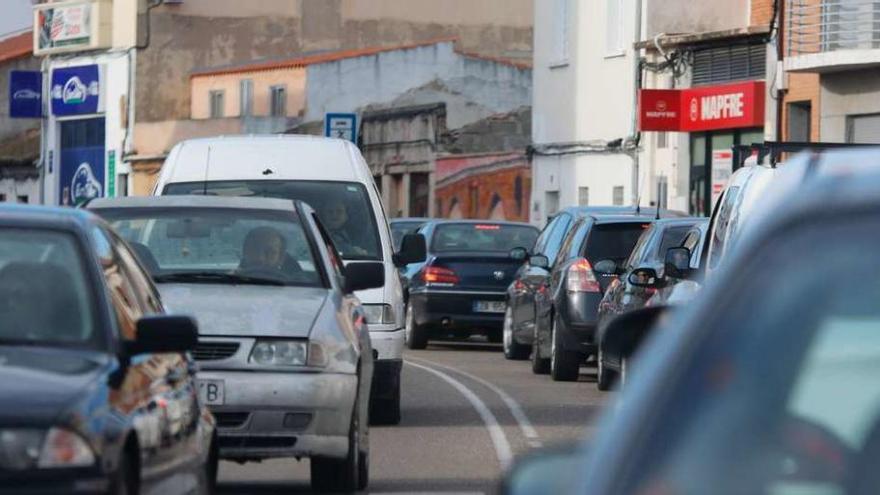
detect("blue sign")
[9,71,42,119]
[51,65,102,116]
[325,113,358,143]
[60,146,104,207]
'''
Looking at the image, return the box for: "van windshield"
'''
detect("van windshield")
[163,180,382,260]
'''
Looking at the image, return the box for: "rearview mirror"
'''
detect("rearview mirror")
[499,442,586,495]
[593,259,618,275]
[529,254,549,269]
[128,316,199,356]
[394,233,427,267]
[344,261,385,293]
[628,267,661,288]
[664,247,691,279]
[509,247,529,262]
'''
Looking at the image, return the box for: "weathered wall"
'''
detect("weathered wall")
[137,0,533,122]
[434,153,530,221]
[820,68,880,142]
[191,67,307,119]
[646,0,749,38]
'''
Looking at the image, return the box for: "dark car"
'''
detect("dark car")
[531,214,655,381]
[503,207,683,361]
[390,217,430,250]
[404,220,539,349]
[0,205,215,495]
[500,153,880,495]
[594,218,706,389]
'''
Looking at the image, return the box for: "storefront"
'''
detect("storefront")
[639,81,765,215]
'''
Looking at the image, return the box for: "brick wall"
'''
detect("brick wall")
[750,0,775,27]
[782,72,821,141]
[434,154,531,221]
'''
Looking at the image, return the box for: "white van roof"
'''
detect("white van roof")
[161,135,369,184]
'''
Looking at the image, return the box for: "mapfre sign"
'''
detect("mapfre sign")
[639,81,765,132]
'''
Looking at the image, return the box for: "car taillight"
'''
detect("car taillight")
[566,258,601,293]
[422,266,459,286]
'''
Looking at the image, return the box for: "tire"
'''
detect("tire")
[503,307,531,360]
[311,403,362,493]
[358,448,370,490]
[550,316,581,382]
[370,379,401,426]
[110,452,138,495]
[596,348,613,391]
[405,302,429,350]
[530,326,551,375]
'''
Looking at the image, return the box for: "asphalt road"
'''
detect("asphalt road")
[218,339,610,494]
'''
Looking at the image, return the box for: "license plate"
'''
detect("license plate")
[474,300,506,313]
[197,380,225,406]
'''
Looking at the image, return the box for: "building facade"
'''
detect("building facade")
[0,31,41,204]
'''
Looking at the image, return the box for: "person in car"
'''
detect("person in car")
[239,226,308,279]
[319,200,368,256]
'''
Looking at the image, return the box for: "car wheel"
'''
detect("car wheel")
[405,302,428,350]
[503,307,531,360]
[550,316,581,382]
[530,326,551,375]
[596,348,613,391]
[311,402,361,492]
[110,452,138,495]
[370,377,401,425]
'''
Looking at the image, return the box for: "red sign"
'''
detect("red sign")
[639,81,765,132]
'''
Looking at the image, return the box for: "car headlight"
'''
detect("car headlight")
[362,304,395,325]
[0,428,95,470]
[250,340,327,367]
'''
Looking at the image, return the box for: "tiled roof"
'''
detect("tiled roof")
[191,37,530,78]
[0,32,33,65]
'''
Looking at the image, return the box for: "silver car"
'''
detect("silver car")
[89,195,383,493]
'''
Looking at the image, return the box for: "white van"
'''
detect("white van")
[153,135,424,425]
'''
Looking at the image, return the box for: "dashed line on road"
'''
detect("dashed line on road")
[407,357,543,449]
[404,360,513,469]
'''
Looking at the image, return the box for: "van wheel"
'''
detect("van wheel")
[311,404,361,492]
[550,316,581,382]
[405,302,428,350]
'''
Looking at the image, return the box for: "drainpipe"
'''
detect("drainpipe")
[629,0,644,206]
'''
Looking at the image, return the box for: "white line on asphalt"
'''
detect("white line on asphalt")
[408,357,543,449]
[404,360,514,469]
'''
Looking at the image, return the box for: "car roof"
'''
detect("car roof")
[87,195,298,212]
[590,215,657,225]
[390,217,431,224]
[652,217,707,228]
[560,206,688,219]
[426,219,538,229]
[0,203,96,231]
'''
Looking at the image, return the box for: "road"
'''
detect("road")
[217,339,610,494]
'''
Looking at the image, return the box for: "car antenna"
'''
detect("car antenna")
[635,194,641,216]
[655,200,661,220]
[202,145,211,196]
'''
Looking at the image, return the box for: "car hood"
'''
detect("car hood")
[0,347,106,426]
[158,283,329,338]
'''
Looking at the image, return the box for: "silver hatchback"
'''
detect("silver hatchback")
[89,195,383,493]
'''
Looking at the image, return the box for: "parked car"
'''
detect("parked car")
[0,204,215,495]
[151,135,426,425]
[390,217,430,250]
[503,207,683,361]
[644,220,710,307]
[402,220,539,349]
[532,214,655,381]
[89,195,385,492]
[501,150,880,495]
[594,217,706,390]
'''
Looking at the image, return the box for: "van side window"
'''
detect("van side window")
[708,187,740,269]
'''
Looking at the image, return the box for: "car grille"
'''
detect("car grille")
[192,342,240,361]
[214,412,250,429]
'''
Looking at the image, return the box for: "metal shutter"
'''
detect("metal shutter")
[847,114,880,144]
[692,42,766,86]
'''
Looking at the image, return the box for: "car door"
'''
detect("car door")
[514,213,573,330]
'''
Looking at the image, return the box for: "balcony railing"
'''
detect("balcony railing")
[787,0,880,56]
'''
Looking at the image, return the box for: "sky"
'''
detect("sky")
[0,0,34,38]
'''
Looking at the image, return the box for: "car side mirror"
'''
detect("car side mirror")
[510,247,529,262]
[127,316,199,356]
[499,442,586,495]
[593,259,618,275]
[664,247,692,279]
[528,254,549,269]
[344,261,385,293]
[628,267,661,288]
[394,233,427,267]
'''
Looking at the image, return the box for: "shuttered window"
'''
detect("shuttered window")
[692,43,766,86]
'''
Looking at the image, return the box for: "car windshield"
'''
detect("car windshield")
[621,217,880,495]
[584,222,651,266]
[431,223,538,253]
[0,229,98,348]
[391,221,425,250]
[98,207,323,288]
[163,180,381,261]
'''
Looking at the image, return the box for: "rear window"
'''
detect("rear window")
[584,222,651,265]
[431,223,539,253]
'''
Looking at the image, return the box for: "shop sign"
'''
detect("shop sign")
[51,65,104,116]
[9,71,42,119]
[639,81,765,132]
[37,2,92,52]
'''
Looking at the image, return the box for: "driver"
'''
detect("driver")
[318,200,368,256]
[240,226,287,272]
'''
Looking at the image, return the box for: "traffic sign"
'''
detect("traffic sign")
[324,113,358,143]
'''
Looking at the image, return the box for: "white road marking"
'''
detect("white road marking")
[408,357,543,448]
[404,360,513,469]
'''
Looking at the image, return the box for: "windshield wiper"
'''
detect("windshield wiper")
[153,271,286,286]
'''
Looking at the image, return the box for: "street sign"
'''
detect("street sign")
[324,113,358,143]
[51,64,104,116]
[9,71,42,119]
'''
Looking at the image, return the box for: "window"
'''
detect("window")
[846,113,880,144]
[209,90,225,118]
[432,223,539,253]
[551,0,570,65]
[541,213,573,265]
[707,186,740,269]
[605,0,624,56]
[585,222,651,266]
[692,42,766,86]
[240,79,253,117]
[270,85,287,117]
[656,226,693,262]
[657,176,668,210]
[117,173,128,197]
[578,187,590,206]
[545,191,560,217]
[788,101,812,142]
[16,195,28,204]
[560,219,589,262]
[612,186,625,206]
